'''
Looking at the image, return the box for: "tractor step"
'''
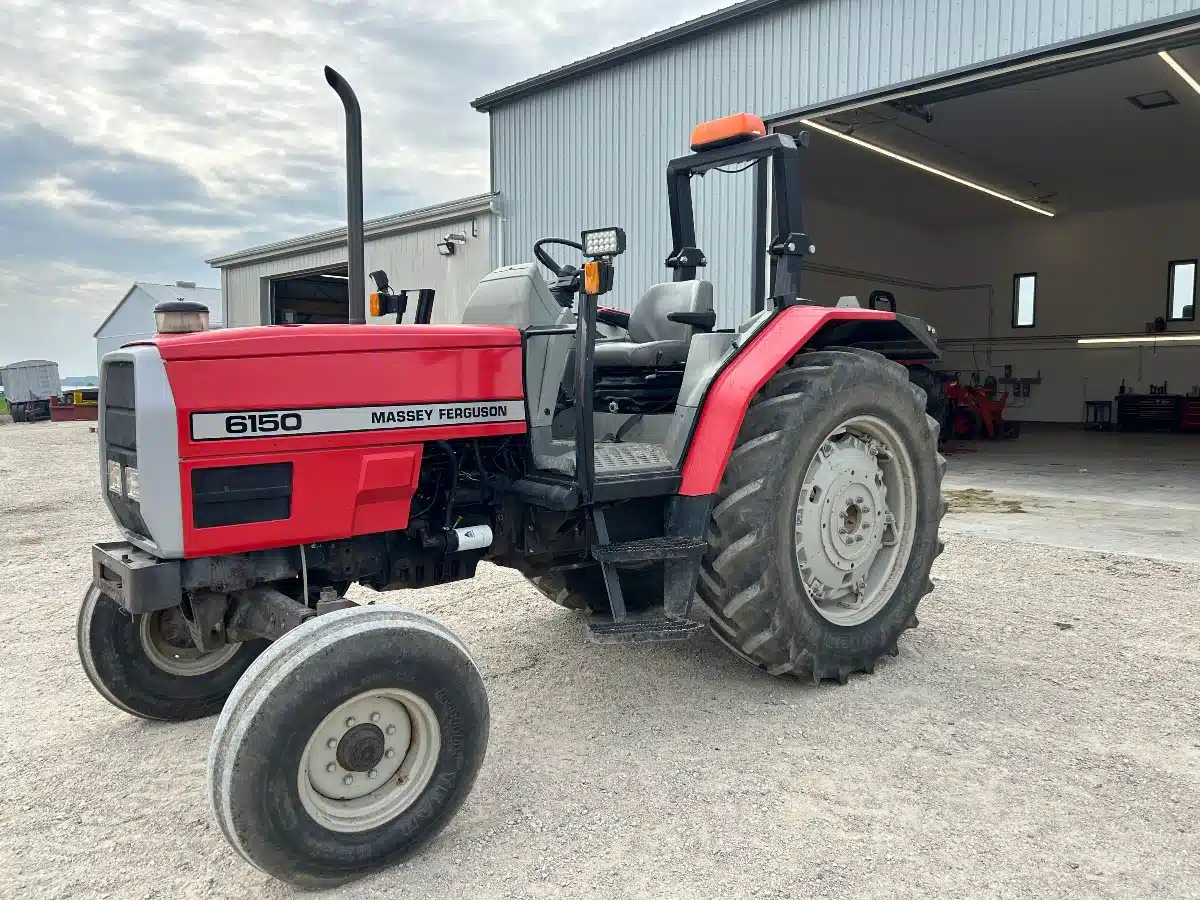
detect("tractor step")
[591,535,707,564]
[587,615,706,645]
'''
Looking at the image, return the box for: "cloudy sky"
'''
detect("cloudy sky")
[0,0,732,375]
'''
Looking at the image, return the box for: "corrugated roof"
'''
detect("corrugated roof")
[206,193,497,269]
[93,282,223,338]
[471,0,794,111]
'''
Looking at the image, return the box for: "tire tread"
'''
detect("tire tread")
[699,349,945,681]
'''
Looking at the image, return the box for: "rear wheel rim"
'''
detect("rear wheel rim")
[793,414,918,626]
[297,688,441,834]
[138,609,240,676]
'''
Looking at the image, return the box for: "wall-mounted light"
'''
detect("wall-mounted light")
[800,118,1055,217]
[436,231,468,257]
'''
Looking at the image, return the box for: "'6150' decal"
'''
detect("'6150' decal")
[189,401,525,441]
[224,413,303,435]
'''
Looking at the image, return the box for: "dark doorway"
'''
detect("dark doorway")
[271,267,350,324]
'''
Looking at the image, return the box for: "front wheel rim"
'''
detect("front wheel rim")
[138,609,241,676]
[793,414,919,626]
[298,688,441,834]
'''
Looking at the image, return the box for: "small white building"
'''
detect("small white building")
[95,282,223,366]
[207,194,496,328]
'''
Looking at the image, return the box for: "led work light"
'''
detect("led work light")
[581,227,626,259]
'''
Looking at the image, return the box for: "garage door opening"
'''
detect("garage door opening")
[774,42,1200,560]
[775,42,1200,428]
[270,266,350,324]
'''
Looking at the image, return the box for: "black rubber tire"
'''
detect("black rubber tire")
[695,349,946,682]
[10,403,24,423]
[526,565,662,614]
[208,606,489,888]
[907,366,949,441]
[77,586,267,721]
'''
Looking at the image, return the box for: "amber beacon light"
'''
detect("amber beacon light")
[690,113,767,151]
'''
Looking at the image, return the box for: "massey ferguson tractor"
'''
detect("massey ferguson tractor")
[78,69,945,886]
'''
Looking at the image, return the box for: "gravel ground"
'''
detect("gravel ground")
[1,421,1197,900]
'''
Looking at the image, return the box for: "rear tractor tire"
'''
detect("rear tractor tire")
[907,365,949,441]
[208,606,489,887]
[77,586,267,721]
[696,349,946,682]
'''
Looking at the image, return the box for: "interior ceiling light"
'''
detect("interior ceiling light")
[800,118,1055,217]
[1159,51,1200,97]
[1077,333,1200,345]
[1127,89,1178,110]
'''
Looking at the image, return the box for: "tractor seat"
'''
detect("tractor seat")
[592,281,714,369]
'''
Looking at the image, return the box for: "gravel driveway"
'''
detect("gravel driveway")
[1,421,1196,900]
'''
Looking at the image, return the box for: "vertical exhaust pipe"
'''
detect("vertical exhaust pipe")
[324,66,366,324]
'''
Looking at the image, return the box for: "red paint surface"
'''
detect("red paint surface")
[146,323,521,361]
[181,445,425,556]
[160,324,527,556]
[679,306,895,496]
[164,328,526,459]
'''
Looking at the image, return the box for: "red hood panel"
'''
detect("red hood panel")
[142,324,522,361]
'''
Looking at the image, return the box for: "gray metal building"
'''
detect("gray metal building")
[210,194,497,327]
[95,282,223,368]
[475,0,1200,421]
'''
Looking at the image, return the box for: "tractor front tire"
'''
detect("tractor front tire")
[696,349,945,682]
[77,586,267,721]
[208,606,489,888]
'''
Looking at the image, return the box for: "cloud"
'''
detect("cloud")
[0,0,730,374]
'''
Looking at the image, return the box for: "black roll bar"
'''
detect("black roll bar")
[664,132,813,304]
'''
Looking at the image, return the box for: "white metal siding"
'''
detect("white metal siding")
[222,217,494,327]
[96,289,158,367]
[491,0,1200,324]
[95,285,223,369]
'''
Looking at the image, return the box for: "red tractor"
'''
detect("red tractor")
[945,378,1021,440]
[79,72,946,885]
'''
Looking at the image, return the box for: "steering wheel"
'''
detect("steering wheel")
[533,238,583,277]
[534,237,629,328]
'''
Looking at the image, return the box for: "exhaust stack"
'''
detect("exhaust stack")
[324,66,366,325]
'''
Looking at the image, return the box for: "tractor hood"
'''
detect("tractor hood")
[135,324,522,362]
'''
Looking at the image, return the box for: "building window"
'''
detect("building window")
[1168,260,1196,322]
[1012,273,1037,328]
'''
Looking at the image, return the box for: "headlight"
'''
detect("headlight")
[123,466,140,502]
[581,227,626,258]
[107,460,122,495]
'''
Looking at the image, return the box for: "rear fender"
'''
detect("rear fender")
[678,306,937,496]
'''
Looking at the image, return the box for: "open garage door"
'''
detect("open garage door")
[773,38,1200,563]
[270,266,350,324]
[776,43,1200,430]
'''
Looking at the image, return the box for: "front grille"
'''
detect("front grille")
[102,360,149,538]
[104,361,137,452]
[192,463,293,528]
